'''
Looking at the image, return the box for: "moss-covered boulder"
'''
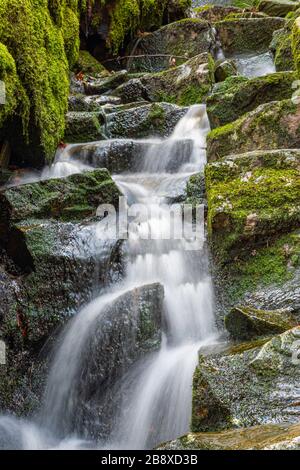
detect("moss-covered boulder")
[64,111,106,143]
[158,422,300,450]
[75,50,110,76]
[107,102,187,139]
[258,0,300,17]
[207,99,300,160]
[205,149,300,261]
[192,327,300,432]
[127,19,216,73]
[83,70,128,95]
[292,16,300,77]
[0,169,121,234]
[133,53,215,105]
[0,0,83,167]
[270,27,294,71]
[216,17,286,53]
[225,305,297,340]
[214,59,237,82]
[207,72,295,128]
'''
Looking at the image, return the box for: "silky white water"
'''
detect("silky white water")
[0,105,219,450]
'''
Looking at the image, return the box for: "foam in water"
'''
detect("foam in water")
[0,105,219,450]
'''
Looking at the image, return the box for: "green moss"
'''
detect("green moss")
[0,0,82,164]
[75,50,110,75]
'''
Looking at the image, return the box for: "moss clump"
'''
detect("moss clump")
[0,0,82,165]
[75,50,110,76]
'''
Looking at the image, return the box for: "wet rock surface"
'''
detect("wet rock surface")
[192,327,300,432]
[107,102,187,139]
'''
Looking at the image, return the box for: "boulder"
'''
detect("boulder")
[270,28,294,71]
[216,17,286,53]
[207,99,300,160]
[83,70,128,95]
[225,305,297,340]
[214,59,237,82]
[52,283,164,438]
[137,53,215,105]
[207,72,295,128]
[258,0,300,17]
[127,19,216,73]
[0,169,121,232]
[192,327,300,432]
[158,422,300,450]
[205,149,300,261]
[68,94,121,112]
[64,111,106,143]
[111,78,151,104]
[107,102,187,139]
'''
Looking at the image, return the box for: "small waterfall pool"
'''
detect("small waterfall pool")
[0,105,221,449]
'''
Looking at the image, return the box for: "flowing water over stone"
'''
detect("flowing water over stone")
[229,52,276,78]
[0,105,219,449]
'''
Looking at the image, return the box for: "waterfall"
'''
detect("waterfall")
[0,105,219,450]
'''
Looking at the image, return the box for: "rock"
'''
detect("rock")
[127,19,216,73]
[270,28,294,71]
[107,102,187,139]
[158,422,300,450]
[138,53,215,105]
[0,169,121,232]
[68,94,121,112]
[57,283,164,438]
[193,5,245,22]
[258,0,300,17]
[216,17,286,54]
[1,219,123,344]
[192,327,300,432]
[292,16,300,78]
[185,173,206,207]
[207,99,300,160]
[207,72,295,128]
[205,148,300,261]
[64,111,106,143]
[112,78,151,103]
[225,305,297,340]
[75,50,110,76]
[83,70,128,95]
[214,59,237,82]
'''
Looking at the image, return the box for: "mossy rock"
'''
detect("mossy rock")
[64,111,106,143]
[258,0,300,17]
[83,70,128,95]
[270,27,294,71]
[75,50,110,76]
[214,59,237,82]
[127,19,215,73]
[0,169,121,229]
[107,102,187,139]
[194,5,245,22]
[225,305,297,340]
[192,327,300,432]
[159,422,300,450]
[207,71,296,128]
[138,53,215,106]
[205,148,300,261]
[0,0,82,166]
[216,17,286,53]
[207,99,300,160]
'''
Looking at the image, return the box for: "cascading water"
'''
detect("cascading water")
[0,105,219,450]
